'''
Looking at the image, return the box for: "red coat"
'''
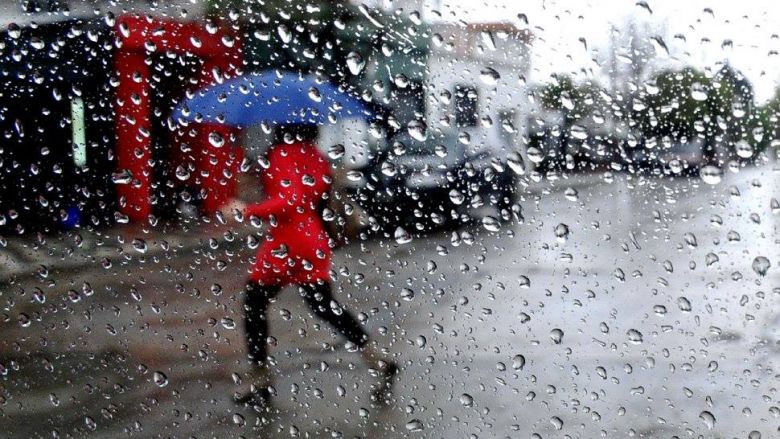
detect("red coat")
[244,142,332,286]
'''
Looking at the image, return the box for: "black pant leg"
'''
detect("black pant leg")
[244,282,281,366]
[299,282,369,348]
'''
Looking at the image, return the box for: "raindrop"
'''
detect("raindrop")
[752,256,770,276]
[554,223,570,242]
[690,83,708,101]
[570,124,588,140]
[482,216,500,232]
[175,165,190,181]
[735,141,753,159]
[407,120,428,141]
[459,393,474,407]
[346,51,365,75]
[208,131,225,148]
[277,24,292,43]
[18,313,31,328]
[626,329,643,344]
[328,144,345,160]
[480,67,500,85]
[507,153,526,175]
[308,87,322,102]
[550,328,564,344]
[132,238,147,253]
[84,416,97,431]
[111,169,133,184]
[683,232,698,248]
[512,354,526,370]
[153,371,169,387]
[699,410,716,429]
[449,189,465,205]
[405,419,424,432]
[394,226,412,244]
[700,165,722,185]
[677,297,692,312]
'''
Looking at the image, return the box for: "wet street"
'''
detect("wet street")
[1,165,779,438]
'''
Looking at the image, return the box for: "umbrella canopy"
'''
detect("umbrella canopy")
[172,71,374,127]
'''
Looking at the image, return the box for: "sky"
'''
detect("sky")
[421,0,780,102]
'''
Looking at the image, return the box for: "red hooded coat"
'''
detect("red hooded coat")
[244,142,332,286]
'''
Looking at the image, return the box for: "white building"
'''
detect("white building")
[424,22,533,163]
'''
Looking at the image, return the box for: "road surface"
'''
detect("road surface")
[1,166,779,438]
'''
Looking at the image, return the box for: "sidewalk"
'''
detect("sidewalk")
[0,220,247,284]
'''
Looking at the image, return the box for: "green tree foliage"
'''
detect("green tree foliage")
[537,75,609,126]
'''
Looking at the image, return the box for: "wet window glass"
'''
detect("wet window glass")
[1,1,778,438]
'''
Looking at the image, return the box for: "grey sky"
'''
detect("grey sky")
[425,0,780,102]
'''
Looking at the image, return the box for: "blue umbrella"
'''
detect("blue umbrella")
[172,71,373,127]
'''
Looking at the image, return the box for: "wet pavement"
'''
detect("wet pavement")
[1,165,779,438]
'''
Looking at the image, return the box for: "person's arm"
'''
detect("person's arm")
[244,196,293,220]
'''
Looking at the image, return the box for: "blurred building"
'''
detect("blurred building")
[425,22,533,161]
[0,1,241,234]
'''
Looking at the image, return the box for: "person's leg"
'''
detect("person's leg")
[299,281,369,349]
[236,282,280,405]
[244,282,280,366]
[299,281,398,403]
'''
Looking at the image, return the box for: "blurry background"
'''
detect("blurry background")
[0,1,778,438]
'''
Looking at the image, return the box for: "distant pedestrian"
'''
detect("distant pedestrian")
[229,124,397,409]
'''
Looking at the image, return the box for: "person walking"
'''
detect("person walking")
[230,124,397,409]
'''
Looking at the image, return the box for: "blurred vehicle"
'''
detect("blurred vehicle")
[627,136,706,174]
[525,111,565,172]
[353,131,516,228]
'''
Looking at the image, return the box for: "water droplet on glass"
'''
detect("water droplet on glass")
[394,226,412,244]
[752,256,770,276]
[690,82,708,101]
[407,120,427,141]
[677,297,692,312]
[84,416,97,431]
[153,371,169,387]
[459,393,474,407]
[277,24,292,43]
[208,131,225,148]
[480,67,500,85]
[700,165,722,185]
[328,144,345,159]
[482,216,500,232]
[550,328,564,344]
[405,419,424,432]
[554,223,570,242]
[512,354,526,370]
[626,329,643,344]
[699,410,715,429]
[449,189,465,205]
[111,169,133,184]
[346,51,365,75]
[308,86,322,102]
[735,141,754,158]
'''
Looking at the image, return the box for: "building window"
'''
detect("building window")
[391,80,425,130]
[454,84,478,127]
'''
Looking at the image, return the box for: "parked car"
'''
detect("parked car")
[352,132,517,229]
[627,136,706,174]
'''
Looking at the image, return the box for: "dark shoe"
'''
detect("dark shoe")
[370,361,398,405]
